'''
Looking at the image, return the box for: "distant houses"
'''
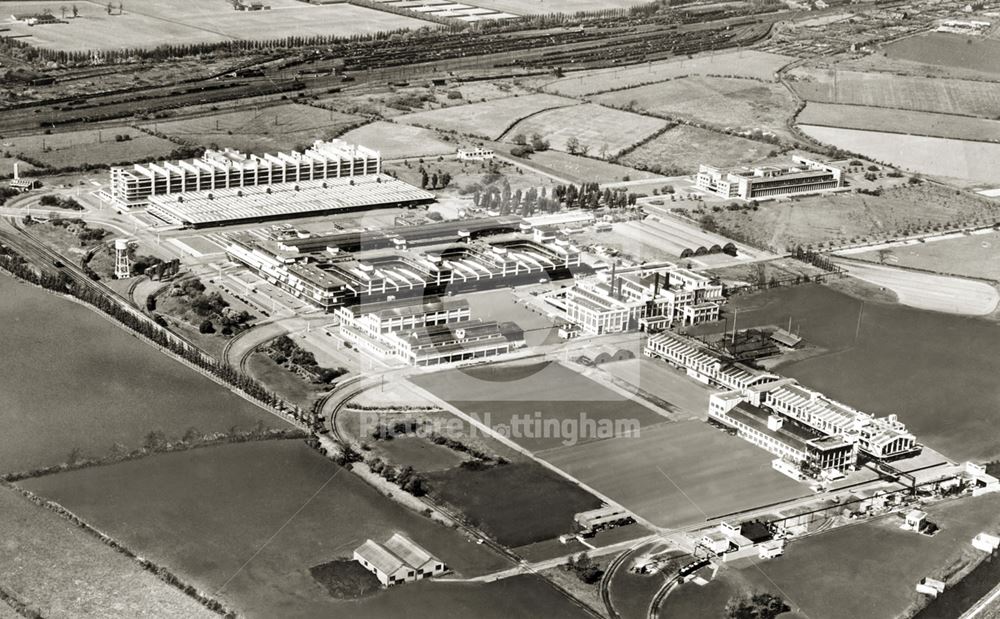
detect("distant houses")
[353,533,446,587]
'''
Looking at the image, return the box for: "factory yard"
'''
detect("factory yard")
[3,0,433,51]
[142,104,363,153]
[395,94,578,140]
[798,103,1000,143]
[541,421,807,529]
[831,259,1000,316]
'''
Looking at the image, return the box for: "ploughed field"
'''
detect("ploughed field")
[798,103,1000,143]
[0,274,286,475]
[18,440,573,618]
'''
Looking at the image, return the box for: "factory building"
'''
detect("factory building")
[696,156,842,200]
[110,139,381,208]
[354,534,446,587]
[647,331,920,471]
[563,265,724,336]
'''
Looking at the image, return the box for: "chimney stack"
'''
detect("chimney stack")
[652,272,660,299]
[12,162,18,181]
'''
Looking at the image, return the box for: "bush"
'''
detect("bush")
[198,319,215,334]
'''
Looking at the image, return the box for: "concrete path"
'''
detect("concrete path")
[832,259,1000,316]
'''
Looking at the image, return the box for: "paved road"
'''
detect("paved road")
[833,258,1000,316]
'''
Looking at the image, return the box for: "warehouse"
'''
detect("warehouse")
[354,534,446,587]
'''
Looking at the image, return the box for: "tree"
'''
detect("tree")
[566,136,581,155]
[512,133,526,146]
[420,170,429,189]
[877,248,892,264]
[72,4,78,17]
[143,430,167,451]
[199,319,215,334]
[67,446,84,465]
[725,591,789,619]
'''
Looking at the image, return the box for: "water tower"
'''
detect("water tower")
[114,239,131,279]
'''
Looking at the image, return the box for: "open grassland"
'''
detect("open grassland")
[884,32,1000,77]
[619,125,775,175]
[3,0,432,51]
[395,94,578,140]
[798,103,1000,142]
[143,104,362,153]
[0,275,286,475]
[3,127,178,169]
[504,103,669,159]
[786,68,1000,117]
[518,149,663,184]
[371,436,468,473]
[21,440,532,618]
[851,229,1000,281]
[425,461,602,547]
[543,50,792,97]
[541,421,806,529]
[0,156,38,177]
[800,126,1000,185]
[341,121,457,159]
[706,182,1000,252]
[680,493,1000,619]
[0,485,215,618]
[411,361,667,452]
[593,76,798,139]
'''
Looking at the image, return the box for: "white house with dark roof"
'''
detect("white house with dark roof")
[353,534,446,587]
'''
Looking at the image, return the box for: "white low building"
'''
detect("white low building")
[354,533,446,587]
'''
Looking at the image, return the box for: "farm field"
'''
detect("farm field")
[425,461,602,547]
[3,0,433,51]
[851,230,1000,281]
[593,76,798,139]
[340,121,457,159]
[21,440,525,618]
[619,125,775,175]
[3,127,178,169]
[142,104,362,153]
[800,126,1000,185]
[370,435,468,472]
[395,94,578,140]
[797,103,1000,142]
[461,0,647,14]
[884,32,1000,77]
[786,68,1000,117]
[410,361,668,452]
[514,149,663,184]
[503,104,670,159]
[541,421,807,529]
[0,274,287,475]
[0,485,215,618]
[670,493,1000,619]
[705,182,1000,252]
[542,50,792,97]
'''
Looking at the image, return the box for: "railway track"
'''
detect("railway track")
[600,547,635,619]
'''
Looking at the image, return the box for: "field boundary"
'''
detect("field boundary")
[797,119,1000,145]
[494,101,584,142]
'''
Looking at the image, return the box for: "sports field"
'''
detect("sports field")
[411,361,668,452]
[0,485,215,618]
[3,127,178,169]
[22,440,524,618]
[395,94,578,140]
[543,50,792,97]
[884,32,1000,76]
[593,76,797,139]
[4,0,432,51]
[619,125,774,175]
[341,121,457,159]
[143,104,362,154]
[851,229,1000,281]
[504,103,669,159]
[787,68,1000,117]
[800,126,1000,185]
[541,421,807,529]
[797,103,1000,142]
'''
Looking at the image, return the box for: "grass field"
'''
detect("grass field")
[143,104,362,153]
[341,121,457,159]
[504,104,669,159]
[21,440,524,618]
[0,156,38,177]
[411,361,667,452]
[0,485,215,618]
[425,461,602,547]
[884,32,1000,77]
[706,182,1000,251]
[593,76,797,139]
[3,127,178,169]
[797,103,1000,142]
[543,50,792,97]
[786,68,1000,117]
[395,94,578,140]
[800,125,1000,185]
[541,420,806,529]
[851,229,1000,281]
[619,125,775,175]
[4,0,432,51]
[516,148,663,184]
[462,0,647,15]
[372,436,468,472]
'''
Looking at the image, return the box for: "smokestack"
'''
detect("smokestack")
[610,262,617,290]
[616,277,623,301]
[663,270,670,290]
[652,272,660,299]
[731,308,738,345]
[12,162,18,181]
